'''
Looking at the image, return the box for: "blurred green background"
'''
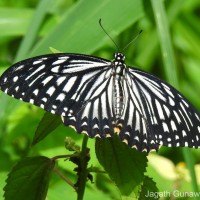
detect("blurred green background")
[0,0,200,199]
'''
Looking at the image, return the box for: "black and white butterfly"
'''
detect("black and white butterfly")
[0,52,200,152]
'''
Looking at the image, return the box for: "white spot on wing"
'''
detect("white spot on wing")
[56,93,65,101]
[52,59,66,65]
[33,60,43,65]
[162,122,169,132]
[13,76,18,82]
[182,130,187,137]
[33,89,39,95]
[42,76,53,85]
[46,86,56,96]
[155,99,165,120]
[63,77,76,93]
[25,64,45,80]
[56,76,65,86]
[170,120,177,131]
[51,66,60,73]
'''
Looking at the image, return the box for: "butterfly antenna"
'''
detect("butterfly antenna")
[122,30,143,51]
[99,19,120,52]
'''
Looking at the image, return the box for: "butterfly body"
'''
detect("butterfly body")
[1,52,200,152]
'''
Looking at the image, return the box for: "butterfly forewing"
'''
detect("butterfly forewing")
[1,52,200,152]
[0,54,111,116]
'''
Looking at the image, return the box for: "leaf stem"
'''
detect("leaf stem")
[53,167,76,189]
[77,134,89,200]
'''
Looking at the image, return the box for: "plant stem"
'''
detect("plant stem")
[77,134,89,200]
[53,167,76,189]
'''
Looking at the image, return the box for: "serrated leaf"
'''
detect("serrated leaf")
[32,112,62,145]
[4,156,55,200]
[95,135,147,196]
[139,176,158,200]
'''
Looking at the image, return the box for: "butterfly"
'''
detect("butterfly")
[0,51,200,152]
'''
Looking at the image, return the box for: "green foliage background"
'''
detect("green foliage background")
[0,0,200,199]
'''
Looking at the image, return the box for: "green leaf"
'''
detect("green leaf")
[30,0,144,56]
[32,112,62,145]
[95,135,147,196]
[138,176,158,200]
[4,156,55,200]
[0,7,33,37]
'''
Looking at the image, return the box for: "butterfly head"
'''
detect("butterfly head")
[114,53,125,63]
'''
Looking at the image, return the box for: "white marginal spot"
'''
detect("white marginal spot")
[46,86,56,96]
[176,142,180,147]
[182,130,187,137]
[51,110,55,114]
[29,99,34,104]
[184,141,188,147]
[196,135,199,141]
[3,77,7,82]
[159,134,162,139]
[40,104,44,109]
[13,76,18,82]
[4,88,8,93]
[170,120,177,131]
[61,112,66,116]
[162,122,169,132]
